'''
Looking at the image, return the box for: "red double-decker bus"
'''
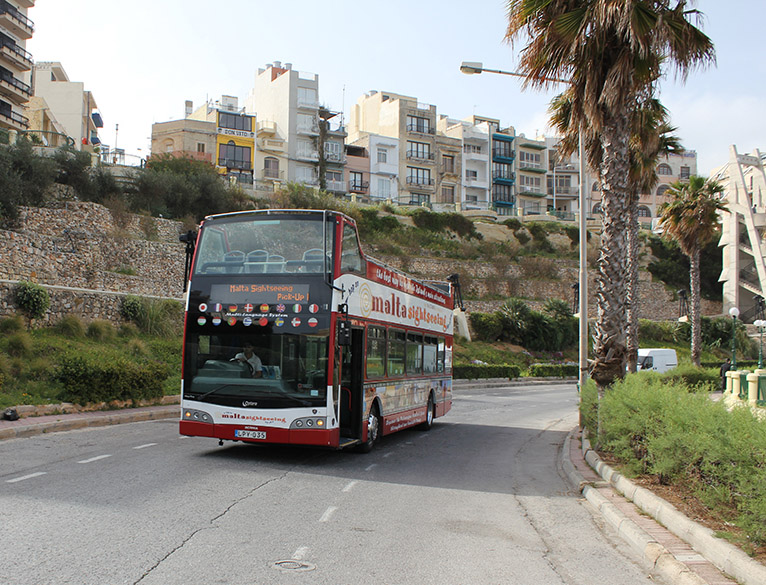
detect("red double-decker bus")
[179,209,455,451]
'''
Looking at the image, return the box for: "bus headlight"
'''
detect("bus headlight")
[290,417,326,429]
[183,408,213,423]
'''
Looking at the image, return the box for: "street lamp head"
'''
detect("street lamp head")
[460,61,484,75]
[729,307,740,318]
[756,319,765,328]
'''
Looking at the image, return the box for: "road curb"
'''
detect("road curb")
[571,428,766,585]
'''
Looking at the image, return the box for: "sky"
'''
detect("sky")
[24,0,766,174]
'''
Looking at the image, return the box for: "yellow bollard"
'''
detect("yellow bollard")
[747,373,759,405]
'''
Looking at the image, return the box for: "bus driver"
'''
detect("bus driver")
[231,343,263,378]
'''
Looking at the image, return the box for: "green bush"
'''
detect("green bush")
[5,331,32,358]
[120,295,145,323]
[659,365,717,390]
[526,222,555,253]
[0,314,24,334]
[528,363,578,378]
[502,218,522,231]
[55,315,86,338]
[15,281,51,321]
[87,319,116,342]
[514,230,531,245]
[452,364,521,379]
[120,296,182,337]
[469,312,504,342]
[57,353,167,404]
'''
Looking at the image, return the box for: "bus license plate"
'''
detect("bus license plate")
[235,430,266,440]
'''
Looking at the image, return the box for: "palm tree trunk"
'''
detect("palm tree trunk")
[626,195,640,373]
[592,111,631,392]
[690,248,702,366]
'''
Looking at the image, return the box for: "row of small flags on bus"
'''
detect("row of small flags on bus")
[199,303,320,314]
[197,315,319,328]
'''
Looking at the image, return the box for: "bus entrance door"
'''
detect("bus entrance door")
[340,328,364,442]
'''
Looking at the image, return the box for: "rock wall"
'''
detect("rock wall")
[0,201,721,326]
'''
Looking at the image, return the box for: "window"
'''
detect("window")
[465,169,478,180]
[657,163,673,176]
[196,143,205,153]
[264,157,280,179]
[407,141,432,160]
[441,185,455,203]
[387,329,406,376]
[341,224,363,273]
[366,327,386,378]
[406,333,423,374]
[492,162,513,179]
[443,154,455,173]
[297,113,317,133]
[407,167,432,186]
[492,184,514,203]
[324,141,342,162]
[377,148,387,163]
[423,336,439,374]
[164,139,174,153]
[592,181,600,192]
[296,139,316,159]
[350,171,365,190]
[377,177,391,199]
[680,166,690,179]
[406,115,431,134]
[410,193,431,206]
[519,174,542,192]
[298,87,317,106]
[464,144,482,154]
[218,113,253,132]
[295,165,316,184]
[518,150,541,168]
[638,206,652,217]
[218,141,251,170]
[492,141,513,158]
[657,184,670,197]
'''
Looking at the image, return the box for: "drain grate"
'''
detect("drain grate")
[272,559,316,572]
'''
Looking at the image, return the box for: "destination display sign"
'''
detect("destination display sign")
[210,283,310,304]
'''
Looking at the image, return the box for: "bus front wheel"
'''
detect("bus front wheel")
[358,404,381,453]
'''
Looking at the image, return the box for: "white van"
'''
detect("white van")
[637,348,678,373]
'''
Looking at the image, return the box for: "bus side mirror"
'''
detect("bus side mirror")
[338,320,351,346]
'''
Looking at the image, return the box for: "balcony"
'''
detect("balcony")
[297,96,319,109]
[0,39,32,72]
[259,137,285,153]
[15,0,35,7]
[324,151,346,164]
[492,172,515,186]
[547,185,577,196]
[0,100,27,130]
[257,120,277,135]
[349,180,369,194]
[406,123,435,135]
[492,148,515,163]
[262,168,284,181]
[326,179,346,193]
[406,150,435,162]
[296,123,319,135]
[218,158,252,171]
[295,148,319,162]
[518,163,546,174]
[0,4,34,39]
[406,176,435,188]
[0,70,30,104]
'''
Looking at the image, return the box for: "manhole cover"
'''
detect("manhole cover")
[272,560,316,572]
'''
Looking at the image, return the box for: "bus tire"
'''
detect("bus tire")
[418,394,435,431]
[357,404,381,453]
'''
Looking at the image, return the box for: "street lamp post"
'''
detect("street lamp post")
[461,61,589,392]
[755,319,765,369]
[729,306,740,370]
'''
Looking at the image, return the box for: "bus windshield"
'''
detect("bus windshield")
[184,331,329,408]
[194,215,333,275]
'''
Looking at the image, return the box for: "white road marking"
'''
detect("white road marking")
[6,472,46,483]
[383,452,394,458]
[365,463,377,472]
[133,443,157,450]
[342,480,358,492]
[319,506,337,523]
[78,454,112,464]
[292,546,310,560]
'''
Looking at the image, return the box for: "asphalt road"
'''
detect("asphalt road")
[0,383,666,585]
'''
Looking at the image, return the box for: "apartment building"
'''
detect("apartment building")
[246,61,345,192]
[150,101,216,164]
[514,134,548,214]
[544,137,583,216]
[0,0,34,135]
[349,91,446,208]
[348,132,399,202]
[32,61,103,151]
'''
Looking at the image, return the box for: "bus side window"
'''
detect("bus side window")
[406,332,423,374]
[437,337,445,373]
[387,329,406,376]
[341,224,363,273]
[423,336,438,374]
[366,326,386,378]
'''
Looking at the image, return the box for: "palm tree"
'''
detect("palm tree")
[505,0,715,390]
[659,176,725,366]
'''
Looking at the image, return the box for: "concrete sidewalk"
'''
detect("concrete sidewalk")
[563,426,766,585]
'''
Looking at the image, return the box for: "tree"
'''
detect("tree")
[505,0,715,390]
[659,176,725,366]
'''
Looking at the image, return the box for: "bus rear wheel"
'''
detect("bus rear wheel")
[418,394,435,431]
[357,404,381,453]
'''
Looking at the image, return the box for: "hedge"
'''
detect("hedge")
[528,363,578,378]
[453,364,521,380]
[58,353,167,405]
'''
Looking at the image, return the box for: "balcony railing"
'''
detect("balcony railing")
[406,124,435,135]
[406,150,434,161]
[0,102,27,127]
[326,180,346,192]
[406,176,435,186]
[218,158,252,171]
[0,3,34,36]
[0,39,32,67]
[0,69,30,98]
[349,180,369,193]
[262,168,283,180]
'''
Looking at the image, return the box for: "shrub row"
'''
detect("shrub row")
[581,375,766,546]
[452,364,521,380]
[528,363,578,378]
[57,353,167,405]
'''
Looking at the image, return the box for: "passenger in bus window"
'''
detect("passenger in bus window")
[231,343,263,378]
